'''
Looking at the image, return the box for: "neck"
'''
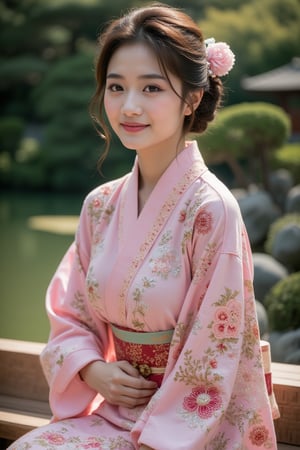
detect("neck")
[136,139,186,213]
[137,139,186,191]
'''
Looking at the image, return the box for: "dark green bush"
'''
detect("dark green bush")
[273,143,300,184]
[0,117,25,159]
[265,272,300,331]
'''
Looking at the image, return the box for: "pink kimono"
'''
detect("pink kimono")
[10,141,277,449]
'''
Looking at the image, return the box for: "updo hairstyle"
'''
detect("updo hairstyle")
[90,2,224,154]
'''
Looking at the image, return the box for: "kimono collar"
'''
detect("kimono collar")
[132,140,206,184]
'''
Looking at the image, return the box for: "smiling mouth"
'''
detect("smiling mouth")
[121,123,149,133]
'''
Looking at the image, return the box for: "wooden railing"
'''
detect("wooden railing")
[0,338,299,448]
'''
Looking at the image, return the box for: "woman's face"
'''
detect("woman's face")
[104,42,192,155]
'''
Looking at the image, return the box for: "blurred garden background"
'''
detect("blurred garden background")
[0,0,300,363]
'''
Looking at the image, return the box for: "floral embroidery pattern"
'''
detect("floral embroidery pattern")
[12,423,134,449]
[40,431,66,446]
[249,425,270,447]
[212,299,242,339]
[149,231,181,279]
[179,195,206,254]
[174,349,223,428]
[41,344,81,383]
[41,345,64,381]
[208,288,242,346]
[204,432,229,450]
[118,162,204,325]
[175,289,245,430]
[87,188,114,223]
[71,290,98,330]
[183,385,222,419]
[131,276,155,329]
[171,313,195,359]
[86,266,103,315]
[192,241,218,284]
[194,207,213,235]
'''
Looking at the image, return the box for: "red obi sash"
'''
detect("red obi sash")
[111,324,174,386]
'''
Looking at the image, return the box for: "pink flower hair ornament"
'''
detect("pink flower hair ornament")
[205,38,235,77]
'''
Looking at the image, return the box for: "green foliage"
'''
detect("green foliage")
[0,0,299,191]
[264,272,300,331]
[196,102,290,189]
[265,213,300,255]
[0,57,49,86]
[0,117,25,158]
[273,143,300,185]
[199,0,300,104]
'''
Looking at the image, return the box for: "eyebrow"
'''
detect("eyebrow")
[106,73,166,81]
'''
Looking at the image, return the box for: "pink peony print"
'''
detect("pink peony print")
[213,299,242,339]
[102,186,111,195]
[215,306,230,323]
[82,439,102,449]
[249,425,269,446]
[217,342,227,353]
[179,210,187,222]
[210,358,218,369]
[41,432,66,445]
[195,208,212,234]
[183,385,222,419]
[213,322,227,339]
[92,198,103,208]
[226,323,239,338]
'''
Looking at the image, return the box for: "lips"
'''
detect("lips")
[121,123,149,133]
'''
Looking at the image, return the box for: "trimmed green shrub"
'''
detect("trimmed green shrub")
[265,272,300,331]
[196,102,291,190]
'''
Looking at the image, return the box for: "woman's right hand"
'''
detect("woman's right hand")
[79,360,158,408]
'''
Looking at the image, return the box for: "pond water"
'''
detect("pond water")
[0,190,84,343]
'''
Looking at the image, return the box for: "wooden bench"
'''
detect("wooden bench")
[0,338,299,448]
[0,339,51,447]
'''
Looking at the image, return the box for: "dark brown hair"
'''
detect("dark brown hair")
[90,2,224,160]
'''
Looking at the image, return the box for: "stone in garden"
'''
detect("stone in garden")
[237,191,280,246]
[255,300,269,338]
[271,223,300,270]
[269,329,300,364]
[286,184,300,213]
[253,253,288,303]
[269,169,294,209]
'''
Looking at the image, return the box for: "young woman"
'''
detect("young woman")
[9,3,277,449]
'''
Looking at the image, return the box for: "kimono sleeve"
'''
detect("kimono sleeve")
[132,198,276,449]
[40,196,113,421]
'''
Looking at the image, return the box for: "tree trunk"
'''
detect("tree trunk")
[259,147,270,193]
[225,153,249,189]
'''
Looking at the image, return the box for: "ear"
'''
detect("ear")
[184,89,204,116]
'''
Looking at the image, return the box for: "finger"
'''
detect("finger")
[118,392,155,408]
[118,361,158,389]
[118,360,140,378]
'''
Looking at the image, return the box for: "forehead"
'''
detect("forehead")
[107,42,163,75]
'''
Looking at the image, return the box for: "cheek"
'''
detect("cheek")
[104,95,116,121]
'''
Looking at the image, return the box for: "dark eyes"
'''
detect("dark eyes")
[108,84,123,92]
[144,85,162,93]
[107,84,162,93]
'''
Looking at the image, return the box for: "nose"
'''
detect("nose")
[121,91,142,116]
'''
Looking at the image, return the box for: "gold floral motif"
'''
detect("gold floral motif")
[133,362,152,378]
[192,241,218,284]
